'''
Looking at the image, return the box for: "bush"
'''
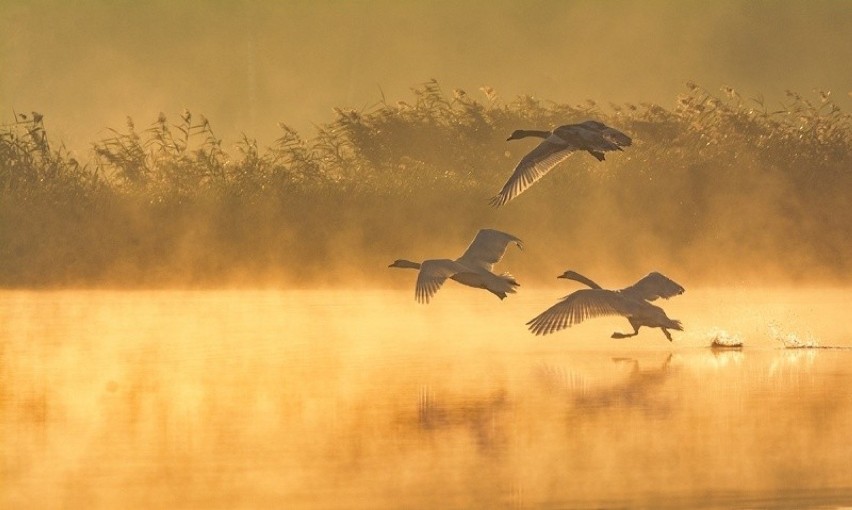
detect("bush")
[1,81,850,287]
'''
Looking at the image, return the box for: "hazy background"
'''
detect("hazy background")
[1,1,850,288]
[2,0,851,154]
[4,6,852,506]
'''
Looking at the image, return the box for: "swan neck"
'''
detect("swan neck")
[519,129,551,139]
[400,260,421,270]
[569,272,602,289]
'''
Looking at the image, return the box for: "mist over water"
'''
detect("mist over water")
[3,2,852,508]
[2,289,852,509]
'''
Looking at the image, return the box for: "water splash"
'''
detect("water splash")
[768,321,820,348]
[707,328,744,347]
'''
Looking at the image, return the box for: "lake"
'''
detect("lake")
[2,288,851,508]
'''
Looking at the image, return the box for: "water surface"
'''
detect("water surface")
[2,288,851,508]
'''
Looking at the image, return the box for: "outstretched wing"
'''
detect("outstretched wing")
[455,229,523,273]
[526,289,634,336]
[490,135,576,206]
[620,272,684,302]
[415,259,468,304]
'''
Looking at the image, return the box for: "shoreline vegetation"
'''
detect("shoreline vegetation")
[2,81,850,288]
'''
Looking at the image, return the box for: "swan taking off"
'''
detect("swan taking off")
[527,271,684,341]
[490,120,632,206]
[389,229,523,303]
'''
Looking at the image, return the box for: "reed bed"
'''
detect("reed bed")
[1,81,850,287]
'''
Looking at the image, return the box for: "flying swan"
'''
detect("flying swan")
[389,229,523,303]
[491,120,632,206]
[526,270,684,341]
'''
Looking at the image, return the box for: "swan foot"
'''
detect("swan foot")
[611,332,633,339]
[589,150,606,161]
[662,328,673,342]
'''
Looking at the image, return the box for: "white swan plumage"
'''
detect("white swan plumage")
[527,270,684,341]
[389,229,523,303]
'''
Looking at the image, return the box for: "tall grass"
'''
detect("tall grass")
[2,81,850,287]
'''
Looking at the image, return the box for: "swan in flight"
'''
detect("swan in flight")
[527,270,684,341]
[389,229,523,303]
[490,120,632,206]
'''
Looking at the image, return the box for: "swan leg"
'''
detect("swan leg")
[611,331,635,339]
[611,321,640,339]
[661,328,673,342]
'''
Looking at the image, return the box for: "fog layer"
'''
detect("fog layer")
[2,1,850,152]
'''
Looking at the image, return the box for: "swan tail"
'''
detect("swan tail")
[487,273,519,300]
[500,272,520,288]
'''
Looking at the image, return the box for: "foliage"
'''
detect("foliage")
[1,81,850,287]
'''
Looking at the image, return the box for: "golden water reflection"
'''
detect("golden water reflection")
[2,289,851,508]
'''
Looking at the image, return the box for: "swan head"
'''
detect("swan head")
[557,270,585,281]
[557,270,602,289]
[388,259,421,269]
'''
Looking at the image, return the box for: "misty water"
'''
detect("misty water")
[2,288,852,509]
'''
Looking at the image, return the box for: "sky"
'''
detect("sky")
[1,0,850,155]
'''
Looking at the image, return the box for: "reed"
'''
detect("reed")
[1,81,850,287]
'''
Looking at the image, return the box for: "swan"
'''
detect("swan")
[527,270,684,341]
[389,229,523,303]
[490,120,632,206]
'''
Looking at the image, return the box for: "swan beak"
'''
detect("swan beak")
[557,274,566,279]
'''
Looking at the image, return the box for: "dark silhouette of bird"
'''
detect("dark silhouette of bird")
[527,270,684,341]
[389,229,523,303]
[491,120,632,206]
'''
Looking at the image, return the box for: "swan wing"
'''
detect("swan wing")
[490,135,576,206]
[621,272,684,302]
[455,229,523,272]
[526,289,634,336]
[415,259,467,304]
